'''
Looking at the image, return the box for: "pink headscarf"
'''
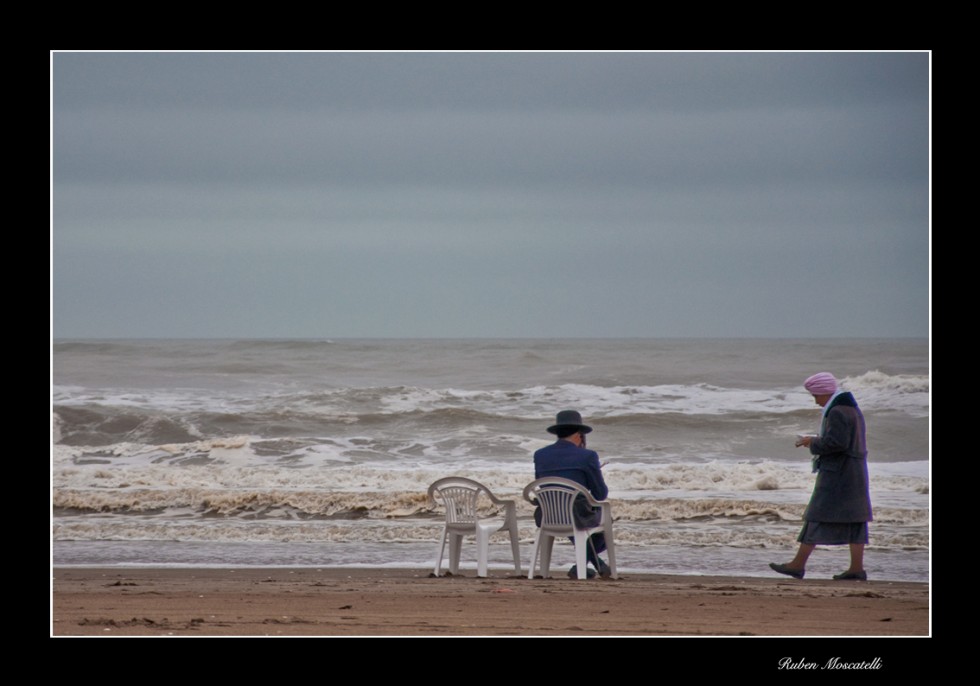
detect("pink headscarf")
[804,372,838,395]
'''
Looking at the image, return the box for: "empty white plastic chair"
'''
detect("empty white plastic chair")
[427,476,522,578]
[523,476,617,580]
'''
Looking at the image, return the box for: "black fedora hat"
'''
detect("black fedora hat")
[547,410,592,435]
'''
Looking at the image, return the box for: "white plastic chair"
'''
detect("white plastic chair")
[523,477,617,580]
[427,476,522,578]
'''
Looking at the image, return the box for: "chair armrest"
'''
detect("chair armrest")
[485,490,510,506]
[595,500,613,525]
[487,496,517,519]
[580,490,607,509]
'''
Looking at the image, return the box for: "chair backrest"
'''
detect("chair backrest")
[428,477,488,526]
[523,477,589,530]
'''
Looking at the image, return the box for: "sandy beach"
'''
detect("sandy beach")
[51,566,929,638]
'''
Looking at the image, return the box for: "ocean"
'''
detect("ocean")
[51,338,930,582]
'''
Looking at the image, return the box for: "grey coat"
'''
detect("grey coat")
[804,392,873,523]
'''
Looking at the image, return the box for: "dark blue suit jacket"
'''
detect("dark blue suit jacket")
[533,439,608,501]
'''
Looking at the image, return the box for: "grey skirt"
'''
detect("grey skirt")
[797,521,868,545]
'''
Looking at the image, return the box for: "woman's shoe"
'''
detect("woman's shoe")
[833,570,868,580]
[769,562,805,579]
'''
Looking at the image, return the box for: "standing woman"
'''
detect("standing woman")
[769,372,873,580]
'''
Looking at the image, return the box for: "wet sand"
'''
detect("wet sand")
[51,566,929,638]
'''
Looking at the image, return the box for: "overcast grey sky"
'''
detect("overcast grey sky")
[52,51,930,339]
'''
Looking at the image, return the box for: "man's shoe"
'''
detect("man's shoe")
[832,570,868,581]
[596,559,612,579]
[769,562,805,579]
[567,565,596,579]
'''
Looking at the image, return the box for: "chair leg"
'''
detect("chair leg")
[449,533,462,575]
[434,531,449,576]
[574,531,589,579]
[508,524,522,575]
[604,525,617,579]
[476,528,490,578]
[528,531,542,579]
[540,535,555,579]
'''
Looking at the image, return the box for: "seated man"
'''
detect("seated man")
[533,409,611,579]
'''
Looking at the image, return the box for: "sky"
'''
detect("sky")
[51,51,930,339]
